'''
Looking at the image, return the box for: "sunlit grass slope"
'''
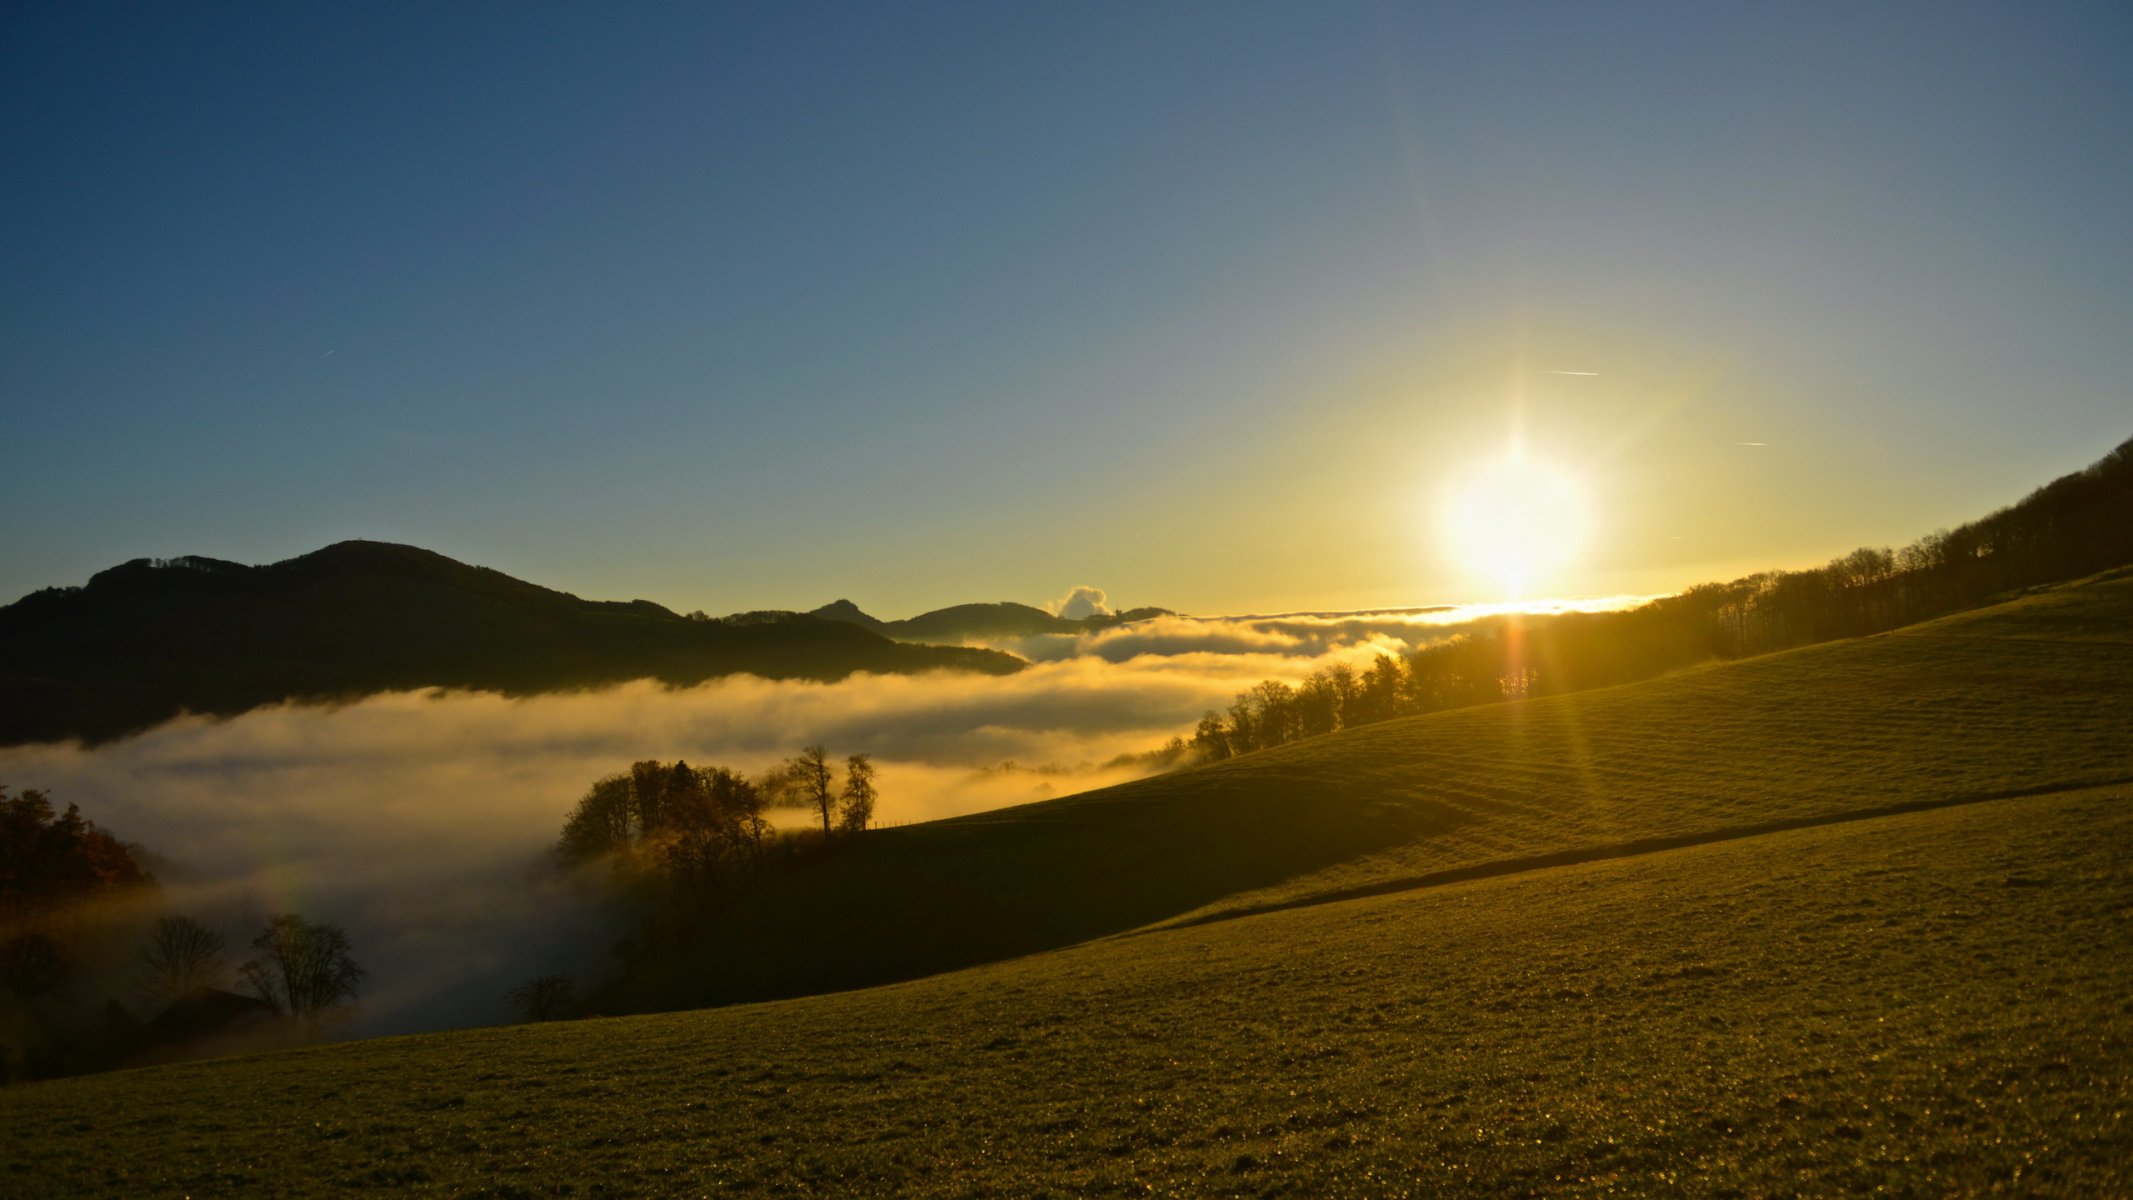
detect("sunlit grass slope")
[624,568,2133,1008]
[6,783,2128,1196]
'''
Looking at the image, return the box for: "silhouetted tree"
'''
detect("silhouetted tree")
[782,745,837,838]
[661,764,773,877]
[1295,670,1341,738]
[507,973,576,1022]
[239,914,366,1030]
[1225,694,1260,756]
[629,759,672,838]
[717,768,773,857]
[136,914,226,1008]
[1190,711,1231,761]
[1249,680,1299,748]
[1352,654,1402,726]
[555,773,636,865]
[839,754,877,834]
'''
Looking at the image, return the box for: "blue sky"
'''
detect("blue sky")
[5,3,2128,615]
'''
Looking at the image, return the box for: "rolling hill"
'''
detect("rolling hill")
[0,541,1024,747]
[600,565,2133,1012]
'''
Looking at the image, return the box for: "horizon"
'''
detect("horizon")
[0,530,1670,623]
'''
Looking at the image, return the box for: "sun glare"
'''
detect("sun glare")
[1440,451,1591,600]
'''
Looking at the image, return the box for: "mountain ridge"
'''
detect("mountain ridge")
[0,540,1025,747]
[808,597,1175,643]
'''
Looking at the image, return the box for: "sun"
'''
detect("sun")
[1439,451,1591,600]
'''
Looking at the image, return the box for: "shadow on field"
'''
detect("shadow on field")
[1152,777,2133,933]
[621,755,1464,1010]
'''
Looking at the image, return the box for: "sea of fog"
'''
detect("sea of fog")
[0,598,1649,1036]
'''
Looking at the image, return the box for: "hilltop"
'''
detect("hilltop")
[0,541,1024,747]
[808,597,1173,643]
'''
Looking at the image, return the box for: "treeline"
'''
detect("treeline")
[1195,435,2133,760]
[1712,435,2133,652]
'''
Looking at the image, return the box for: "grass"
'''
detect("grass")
[4,783,2127,1196]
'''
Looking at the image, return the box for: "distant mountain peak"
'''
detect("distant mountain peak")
[808,599,889,633]
[811,598,876,620]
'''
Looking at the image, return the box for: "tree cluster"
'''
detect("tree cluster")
[538,749,881,1021]
[554,749,879,880]
[1194,435,2133,761]
[557,758,772,879]
[0,785,150,918]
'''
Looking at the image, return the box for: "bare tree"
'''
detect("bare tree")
[782,745,837,837]
[239,914,367,1030]
[838,754,877,834]
[137,914,226,1007]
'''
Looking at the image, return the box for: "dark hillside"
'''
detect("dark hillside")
[0,541,1023,747]
[893,601,1080,641]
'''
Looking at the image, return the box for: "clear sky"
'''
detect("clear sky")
[5,3,2128,616]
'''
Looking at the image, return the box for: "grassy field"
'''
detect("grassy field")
[4,570,2129,1195]
[619,569,2133,1007]
[4,782,2127,1196]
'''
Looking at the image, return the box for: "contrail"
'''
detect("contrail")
[1736,441,1768,447]
[1543,370,1598,376]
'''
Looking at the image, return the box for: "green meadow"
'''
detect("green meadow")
[5,571,2130,1196]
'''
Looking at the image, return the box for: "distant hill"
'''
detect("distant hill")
[0,541,1024,747]
[808,598,1174,643]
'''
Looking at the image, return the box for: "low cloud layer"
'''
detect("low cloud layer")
[984,596,1657,663]
[0,640,1384,1037]
[0,595,1655,1040]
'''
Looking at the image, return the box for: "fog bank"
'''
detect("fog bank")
[0,636,1399,1035]
[0,597,1658,1038]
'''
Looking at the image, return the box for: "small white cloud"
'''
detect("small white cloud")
[1050,585,1113,620]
